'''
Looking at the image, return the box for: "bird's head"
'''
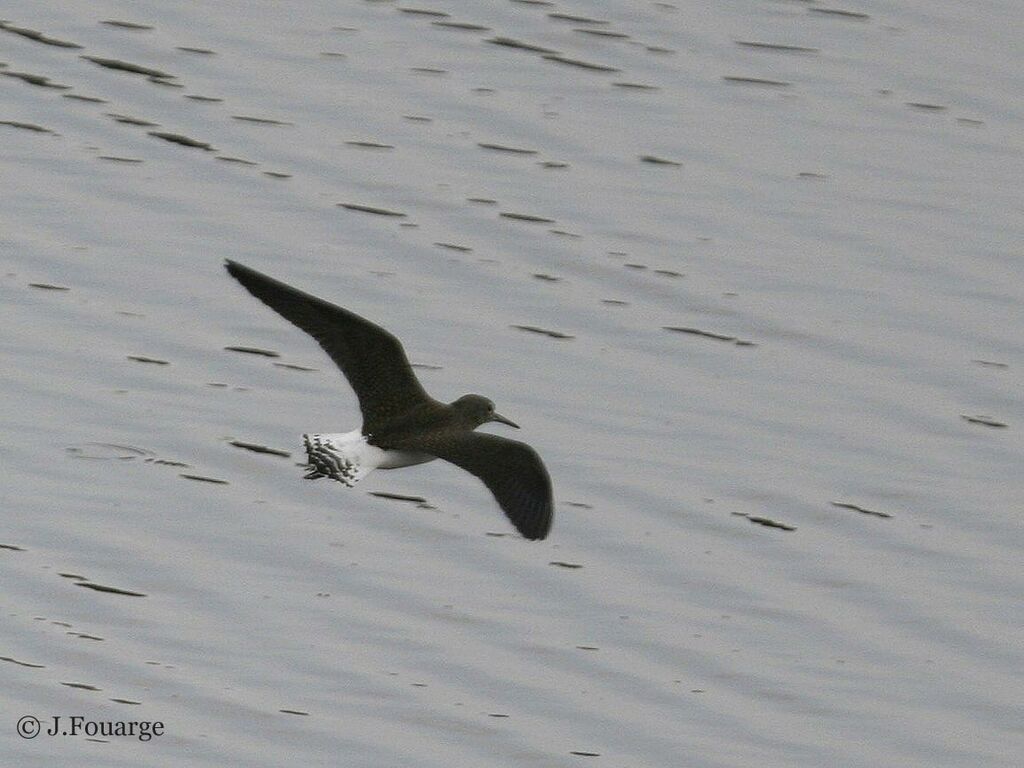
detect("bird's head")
[451,394,520,430]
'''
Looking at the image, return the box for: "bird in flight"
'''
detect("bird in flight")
[225,260,553,540]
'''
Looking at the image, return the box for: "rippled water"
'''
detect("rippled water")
[3,2,1022,766]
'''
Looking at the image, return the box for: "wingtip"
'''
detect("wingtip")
[525,512,553,540]
[512,496,553,540]
[224,259,253,282]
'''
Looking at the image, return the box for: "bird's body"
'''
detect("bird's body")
[225,260,553,539]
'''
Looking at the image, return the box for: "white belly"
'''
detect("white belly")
[302,429,434,485]
[377,449,436,470]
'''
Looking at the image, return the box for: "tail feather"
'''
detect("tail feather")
[303,431,380,487]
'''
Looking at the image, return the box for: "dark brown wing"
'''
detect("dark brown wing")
[225,260,432,432]
[397,431,553,540]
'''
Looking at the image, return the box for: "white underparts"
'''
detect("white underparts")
[303,429,434,486]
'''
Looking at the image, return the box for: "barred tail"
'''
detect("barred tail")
[302,431,378,487]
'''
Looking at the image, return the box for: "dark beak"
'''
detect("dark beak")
[490,412,520,429]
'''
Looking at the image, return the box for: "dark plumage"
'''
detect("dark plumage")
[225,260,553,540]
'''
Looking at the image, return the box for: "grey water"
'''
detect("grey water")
[3,2,1022,765]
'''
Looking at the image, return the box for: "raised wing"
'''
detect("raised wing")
[398,431,553,540]
[225,260,432,432]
